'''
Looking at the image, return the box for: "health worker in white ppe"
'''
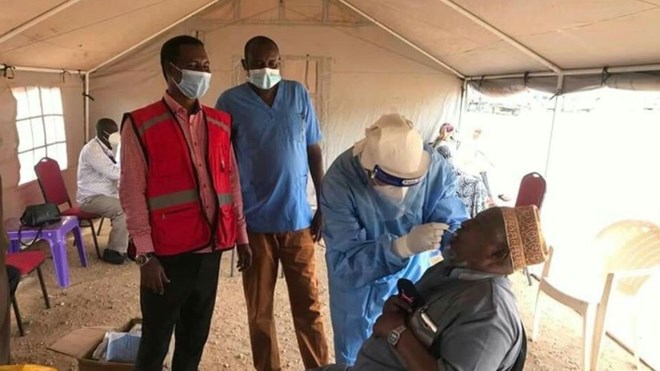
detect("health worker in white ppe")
[321,114,469,365]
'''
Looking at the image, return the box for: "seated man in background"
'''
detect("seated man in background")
[315,205,548,371]
[76,118,127,264]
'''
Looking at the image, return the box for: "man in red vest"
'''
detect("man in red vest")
[119,35,251,371]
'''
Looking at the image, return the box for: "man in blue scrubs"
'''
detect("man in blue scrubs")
[321,114,469,365]
[216,36,329,371]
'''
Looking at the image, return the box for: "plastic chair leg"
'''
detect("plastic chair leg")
[633,315,641,370]
[523,267,533,286]
[582,305,596,371]
[50,239,70,288]
[10,295,25,337]
[532,292,543,341]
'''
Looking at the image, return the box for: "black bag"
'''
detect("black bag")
[18,203,61,247]
[20,203,61,227]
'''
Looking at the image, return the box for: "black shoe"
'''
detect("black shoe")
[102,249,126,265]
[498,194,512,202]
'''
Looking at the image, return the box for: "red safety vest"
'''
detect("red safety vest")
[124,99,236,256]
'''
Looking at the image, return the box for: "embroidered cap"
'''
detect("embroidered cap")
[501,205,548,270]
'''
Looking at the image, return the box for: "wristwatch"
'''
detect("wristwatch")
[134,253,153,267]
[387,325,408,347]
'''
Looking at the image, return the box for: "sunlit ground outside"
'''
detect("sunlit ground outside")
[460,87,660,369]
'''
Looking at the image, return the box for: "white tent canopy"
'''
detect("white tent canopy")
[2,0,660,213]
[1,2,660,368]
[3,0,660,76]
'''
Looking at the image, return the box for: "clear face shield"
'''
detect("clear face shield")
[368,164,426,203]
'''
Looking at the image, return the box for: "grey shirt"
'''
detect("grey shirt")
[344,262,523,371]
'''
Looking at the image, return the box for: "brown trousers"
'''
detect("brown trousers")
[242,229,329,371]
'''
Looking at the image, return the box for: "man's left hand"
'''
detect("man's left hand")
[373,310,406,338]
[310,209,323,243]
[236,244,252,272]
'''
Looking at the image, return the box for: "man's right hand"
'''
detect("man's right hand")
[140,257,170,295]
[393,223,449,258]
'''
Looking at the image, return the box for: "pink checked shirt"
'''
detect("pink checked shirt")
[119,92,248,255]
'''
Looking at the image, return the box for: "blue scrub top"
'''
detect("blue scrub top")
[216,80,322,233]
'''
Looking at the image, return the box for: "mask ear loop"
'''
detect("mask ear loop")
[168,62,184,85]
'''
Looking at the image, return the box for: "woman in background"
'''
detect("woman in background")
[436,146,491,217]
[431,123,458,156]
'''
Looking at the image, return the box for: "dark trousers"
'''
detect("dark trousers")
[135,251,222,371]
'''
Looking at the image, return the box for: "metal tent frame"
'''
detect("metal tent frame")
[0,0,658,368]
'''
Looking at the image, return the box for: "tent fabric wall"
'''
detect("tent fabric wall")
[89,22,461,168]
[468,71,660,96]
[0,72,85,218]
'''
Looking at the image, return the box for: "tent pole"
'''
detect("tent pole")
[0,0,83,45]
[543,75,564,178]
[87,0,219,74]
[438,0,561,74]
[337,0,464,78]
[83,72,90,143]
[457,79,468,130]
[1,64,85,75]
[466,63,660,81]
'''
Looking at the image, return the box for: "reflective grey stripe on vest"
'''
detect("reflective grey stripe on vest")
[207,117,230,134]
[149,191,232,210]
[218,193,232,206]
[137,113,171,137]
[148,189,199,210]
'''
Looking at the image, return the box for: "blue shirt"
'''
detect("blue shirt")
[216,80,322,233]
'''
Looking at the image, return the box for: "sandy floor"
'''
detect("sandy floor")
[6,229,653,370]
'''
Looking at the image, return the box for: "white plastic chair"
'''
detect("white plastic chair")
[532,220,660,370]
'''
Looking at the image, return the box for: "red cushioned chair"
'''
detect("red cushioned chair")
[515,172,546,210]
[514,172,547,286]
[6,250,51,336]
[34,157,102,258]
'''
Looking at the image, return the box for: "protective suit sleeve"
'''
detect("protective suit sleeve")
[321,177,409,290]
[425,158,469,253]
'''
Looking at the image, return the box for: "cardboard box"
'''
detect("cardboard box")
[49,318,141,371]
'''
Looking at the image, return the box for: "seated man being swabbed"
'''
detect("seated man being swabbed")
[314,205,548,371]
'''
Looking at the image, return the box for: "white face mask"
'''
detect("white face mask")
[171,63,211,99]
[374,185,408,202]
[248,68,282,90]
[108,132,120,148]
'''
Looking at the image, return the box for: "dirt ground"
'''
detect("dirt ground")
[6,229,653,370]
